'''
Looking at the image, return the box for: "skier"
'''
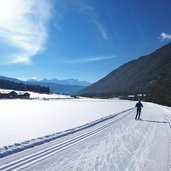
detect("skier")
[135,100,143,120]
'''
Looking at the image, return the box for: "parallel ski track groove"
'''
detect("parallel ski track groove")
[0,109,134,171]
[160,108,171,171]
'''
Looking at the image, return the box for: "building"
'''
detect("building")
[0,91,30,99]
[18,92,30,99]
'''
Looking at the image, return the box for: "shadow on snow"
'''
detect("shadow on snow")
[140,119,168,124]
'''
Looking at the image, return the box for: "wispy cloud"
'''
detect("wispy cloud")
[65,55,115,64]
[59,0,111,43]
[159,32,171,41]
[0,0,52,64]
[80,2,110,43]
[71,0,95,12]
[94,21,109,42]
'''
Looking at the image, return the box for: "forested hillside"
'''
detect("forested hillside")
[79,43,171,106]
[0,79,50,94]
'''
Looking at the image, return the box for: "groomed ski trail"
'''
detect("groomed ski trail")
[0,102,170,171]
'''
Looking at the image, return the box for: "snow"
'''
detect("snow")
[0,97,170,171]
[0,98,135,148]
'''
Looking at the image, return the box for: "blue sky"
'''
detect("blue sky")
[0,0,171,83]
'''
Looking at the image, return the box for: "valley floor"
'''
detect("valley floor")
[0,102,171,171]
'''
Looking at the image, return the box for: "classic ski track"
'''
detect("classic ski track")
[162,109,171,171]
[0,109,134,171]
[126,119,155,171]
[127,106,171,171]
[164,112,171,129]
[157,106,171,171]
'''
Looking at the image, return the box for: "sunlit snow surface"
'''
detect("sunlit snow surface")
[0,96,135,147]
[0,92,171,171]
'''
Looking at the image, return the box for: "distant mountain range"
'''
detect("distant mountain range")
[29,78,91,87]
[0,76,91,94]
[79,43,171,106]
[0,78,50,94]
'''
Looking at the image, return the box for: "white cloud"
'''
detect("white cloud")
[17,76,37,81]
[31,76,37,80]
[94,21,109,42]
[159,32,171,41]
[0,0,52,64]
[81,3,110,42]
[62,0,111,43]
[17,77,27,81]
[65,55,115,64]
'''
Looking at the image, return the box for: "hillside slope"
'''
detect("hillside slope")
[79,43,171,105]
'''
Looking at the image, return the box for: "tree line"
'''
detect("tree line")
[0,79,50,94]
[79,79,171,107]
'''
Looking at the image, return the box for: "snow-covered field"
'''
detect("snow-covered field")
[0,96,171,171]
[0,98,135,147]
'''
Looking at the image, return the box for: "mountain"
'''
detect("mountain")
[39,78,91,86]
[0,79,50,94]
[27,78,91,94]
[79,43,171,106]
[0,76,22,83]
[0,76,90,94]
[27,81,87,95]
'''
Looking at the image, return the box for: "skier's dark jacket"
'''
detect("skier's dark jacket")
[135,101,143,110]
